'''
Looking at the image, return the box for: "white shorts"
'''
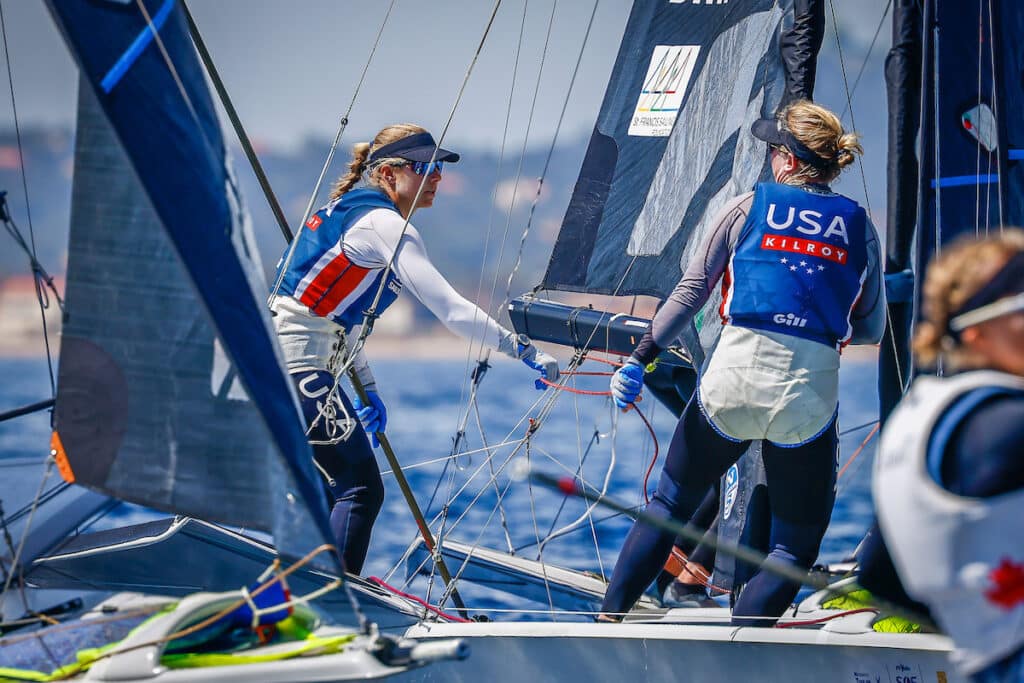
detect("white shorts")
[697,325,839,445]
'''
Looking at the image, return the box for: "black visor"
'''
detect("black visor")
[367,132,460,164]
[948,251,1024,334]
[751,117,831,170]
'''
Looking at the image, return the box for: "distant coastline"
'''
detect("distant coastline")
[1,328,879,363]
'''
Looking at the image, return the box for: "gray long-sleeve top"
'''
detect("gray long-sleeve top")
[633,188,886,365]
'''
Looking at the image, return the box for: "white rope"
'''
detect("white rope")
[380,437,529,475]
[453,0,532,424]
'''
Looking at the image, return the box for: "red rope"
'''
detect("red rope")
[366,577,471,623]
[629,405,660,504]
[668,547,731,595]
[537,378,611,396]
[538,357,661,501]
[587,354,626,368]
[774,607,878,628]
[837,423,880,480]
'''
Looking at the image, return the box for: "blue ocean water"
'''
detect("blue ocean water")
[0,353,879,614]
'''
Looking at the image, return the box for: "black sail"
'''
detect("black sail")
[543,0,792,304]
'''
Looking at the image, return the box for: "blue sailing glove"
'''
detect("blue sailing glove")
[353,390,387,448]
[517,336,560,390]
[610,358,644,410]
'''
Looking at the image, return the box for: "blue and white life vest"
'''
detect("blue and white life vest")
[274,188,403,331]
[720,183,869,349]
[874,371,1024,674]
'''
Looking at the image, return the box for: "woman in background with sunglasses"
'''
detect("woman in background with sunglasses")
[270,123,559,574]
[872,230,1024,683]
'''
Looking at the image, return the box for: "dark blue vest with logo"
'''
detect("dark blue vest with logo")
[722,183,869,349]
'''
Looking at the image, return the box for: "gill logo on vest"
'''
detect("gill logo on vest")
[387,280,402,296]
[772,313,807,328]
[766,203,849,245]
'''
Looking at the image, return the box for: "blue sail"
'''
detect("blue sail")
[917,0,1024,265]
[881,0,1024,419]
[44,0,338,574]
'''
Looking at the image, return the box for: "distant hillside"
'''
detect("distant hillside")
[0,126,590,325]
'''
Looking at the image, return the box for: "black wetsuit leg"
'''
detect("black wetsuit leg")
[656,484,720,594]
[601,398,750,616]
[730,421,838,626]
[292,370,384,575]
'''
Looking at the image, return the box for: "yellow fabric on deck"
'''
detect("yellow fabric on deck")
[160,633,356,669]
[822,589,921,633]
[0,667,49,682]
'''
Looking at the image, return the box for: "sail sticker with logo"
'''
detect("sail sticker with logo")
[961,103,998,153]
[722,464,739,520]
[628,45,700,137]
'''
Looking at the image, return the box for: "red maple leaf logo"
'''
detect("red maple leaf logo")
[985,558,1024,609]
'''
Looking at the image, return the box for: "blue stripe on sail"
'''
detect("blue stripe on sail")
[46,0,338,573]
[930,174,998,188]
[100,0,175,93]
[1008,149,1024,160]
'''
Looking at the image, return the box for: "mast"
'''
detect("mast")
[879,0,922,424]
[882,0,1024,422]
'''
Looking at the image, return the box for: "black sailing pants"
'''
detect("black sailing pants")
[601,395,838,625]
[292,369,384,576]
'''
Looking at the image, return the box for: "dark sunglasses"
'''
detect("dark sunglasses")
[406,160,444,176]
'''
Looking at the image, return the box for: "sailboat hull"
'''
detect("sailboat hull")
[396,620,963,682]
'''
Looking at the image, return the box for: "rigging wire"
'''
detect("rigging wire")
[451,0,531,444]
[366,576,469,624]
[486,0,560,313]
[827,0,871,218]
[353,0,504,345]
[267,0,396,308]
[836,423,880,481]
[829,0,909,399]
[132,0,382,628]
[408,261,644,595]
[419,0,609,597]
[0,2,60,397]
[838,0,892,123]
[987,0,1004,232]
[500,0,601,306]
[973,1,984,236]
[0,460,53,615]
[471,396,516,553]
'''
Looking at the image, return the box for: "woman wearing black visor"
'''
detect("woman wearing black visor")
[599,100,885,625]
[270,124,559,574]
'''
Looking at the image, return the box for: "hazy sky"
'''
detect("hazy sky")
[2,0,892,154]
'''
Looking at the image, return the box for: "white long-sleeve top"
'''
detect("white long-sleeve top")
[273,207,513,387]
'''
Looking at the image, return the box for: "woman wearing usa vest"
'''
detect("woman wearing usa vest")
[873,231,1024,682]
[270,124,559,574]
[599,100,885,624]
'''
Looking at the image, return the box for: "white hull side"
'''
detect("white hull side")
[395,620,965,683]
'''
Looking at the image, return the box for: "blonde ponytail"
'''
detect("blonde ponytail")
[329,142,371,201]
[913,229,1024,369]
[779,100,862,184]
